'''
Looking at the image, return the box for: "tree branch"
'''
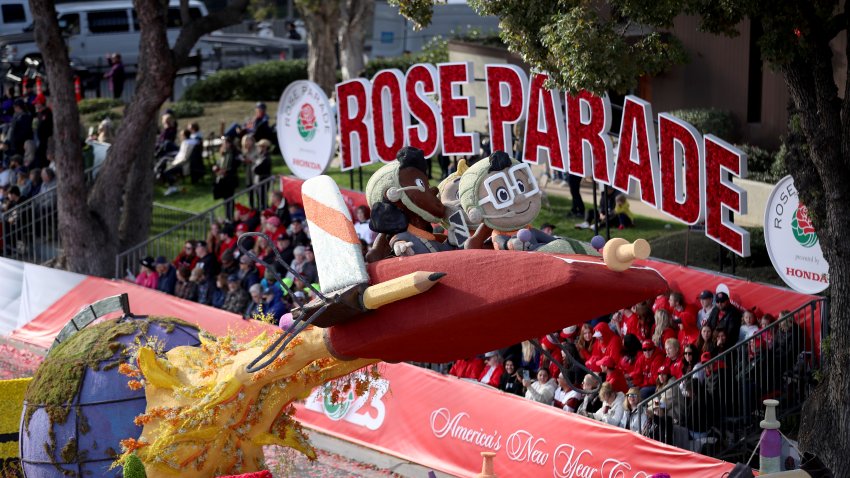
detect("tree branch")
[180,0,190,25]
[826,12,847,40]
[172,0,249,66]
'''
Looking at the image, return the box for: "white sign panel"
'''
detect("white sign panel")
[277,80,336,179]
[764,175,829,294]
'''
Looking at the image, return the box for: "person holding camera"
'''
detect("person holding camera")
[523,367,557,405]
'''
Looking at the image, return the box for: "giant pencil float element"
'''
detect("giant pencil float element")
[325,249,668,363]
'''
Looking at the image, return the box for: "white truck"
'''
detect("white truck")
[0,0,212,72]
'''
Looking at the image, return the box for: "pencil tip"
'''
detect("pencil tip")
[428,272,447,281]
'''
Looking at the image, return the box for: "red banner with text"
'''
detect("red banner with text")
[294,363,733,478]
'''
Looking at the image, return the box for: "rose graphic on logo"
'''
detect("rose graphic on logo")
[297,103,317,141]
[791,204,818,248]
[321,385,353,421]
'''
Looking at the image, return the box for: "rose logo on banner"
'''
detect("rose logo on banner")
[321,386,352,421]
[297,103,317,141]
[791,205,818,248]
[764,176,829,294]
[303,376,390,431]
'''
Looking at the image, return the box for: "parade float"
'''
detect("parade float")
[13,154,670,476]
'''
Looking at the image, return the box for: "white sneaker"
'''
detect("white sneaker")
[164,186,178,196]
[574,221,590,229]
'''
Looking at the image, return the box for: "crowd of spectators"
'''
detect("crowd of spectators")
[0,86,55,214]
[444,290,809,449]
[129,190,377,324]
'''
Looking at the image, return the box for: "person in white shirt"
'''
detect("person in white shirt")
[738,309,760,342]
[696,290,715,329]
[523,368,557,405]
[353,205,376,245]
[0,162,10,188]
[594,382,625,425]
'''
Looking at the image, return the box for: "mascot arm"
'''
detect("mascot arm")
[465,223,493,250]
[366,233,392,263]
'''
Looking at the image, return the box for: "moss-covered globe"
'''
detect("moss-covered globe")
[19,316,201,477]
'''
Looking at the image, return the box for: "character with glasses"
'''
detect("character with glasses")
[459,151,597,254]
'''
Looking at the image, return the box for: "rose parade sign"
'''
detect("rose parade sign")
[277,80,336,179]
[331,62,750,257]
[765,175,829,293]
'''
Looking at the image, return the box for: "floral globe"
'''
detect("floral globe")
[19,316,201,477]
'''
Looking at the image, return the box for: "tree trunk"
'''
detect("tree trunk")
[339,0,374,80]
[297,0,341,95]
[782,38,850,474]
[119,121,158,251]
[29,0,107,275]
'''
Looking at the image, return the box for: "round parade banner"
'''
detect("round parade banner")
[277,80,336,179]
[764,175,829,294]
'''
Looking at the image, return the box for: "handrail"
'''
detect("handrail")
[636,298,823,412]
[114,175,278,278]
[633,297,824,460]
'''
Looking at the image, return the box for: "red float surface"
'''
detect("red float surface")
[327,250,668,362]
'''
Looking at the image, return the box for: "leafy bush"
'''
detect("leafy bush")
[168,100,204,118]
[737,143,789,184]
[78,98,122,115]
[91,110,122,122]
[182,60,307,101]
[668,108,736,141]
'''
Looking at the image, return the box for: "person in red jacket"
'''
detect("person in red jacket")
[632,340,664,398]
[478,351,505,388]
[597,356,629,394]
[669,292,699,346]
[587,322,623,373]
[449,356,485,379]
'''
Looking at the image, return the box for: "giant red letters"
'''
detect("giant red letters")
[486,64,527,154]
[613,96,660,207]
[705,135,750,257]
[658,113,704,224]
[333,65,750,257]
[522,73,568,170]
[405,64,441,158]
[566,90,614,184]
[438,62,479,156]
[336,79,372,170]
[370,69,407,163]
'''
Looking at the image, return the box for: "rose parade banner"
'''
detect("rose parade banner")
[294,363,733,478]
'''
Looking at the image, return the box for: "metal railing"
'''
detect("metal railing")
[1,186,60,264]
[150,203,197,235]
[632,298,825,463]
[114,175,278,278]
